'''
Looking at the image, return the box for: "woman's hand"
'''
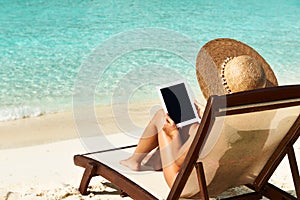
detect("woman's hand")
[194,99,206,118]
[162,114,179,139]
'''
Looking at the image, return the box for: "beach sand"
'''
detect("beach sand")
[0,101,156,200]
[0,100,299,199]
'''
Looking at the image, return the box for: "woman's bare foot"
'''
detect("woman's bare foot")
[119,157,141,171]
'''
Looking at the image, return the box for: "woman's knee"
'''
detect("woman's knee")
[152,109,165,129]
[155,109,165,118]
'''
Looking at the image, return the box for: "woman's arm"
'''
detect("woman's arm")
[172,100,205,167]
[159,116,197,186]
[159,101,205,187]
[158,114,182,186]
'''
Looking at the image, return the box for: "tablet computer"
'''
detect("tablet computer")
[157,80,200,127]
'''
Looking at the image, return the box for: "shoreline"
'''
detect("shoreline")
[0,100,161,199]
[0,100,162,149]
[1,82,298,149]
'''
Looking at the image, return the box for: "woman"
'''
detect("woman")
[120,38,278,193]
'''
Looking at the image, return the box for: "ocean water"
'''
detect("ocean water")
[0,0,299,121]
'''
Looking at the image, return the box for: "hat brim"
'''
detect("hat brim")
[196,38,278,100]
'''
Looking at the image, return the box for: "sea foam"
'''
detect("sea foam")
[0,106,46,122]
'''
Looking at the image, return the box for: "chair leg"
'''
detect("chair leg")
[79,162,97,195]
[120,190,129,197]
[287,146,300,198]
[261,183,297,200]
[195,162,209,200]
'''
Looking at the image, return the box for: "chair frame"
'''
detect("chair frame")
[74,85,300,200]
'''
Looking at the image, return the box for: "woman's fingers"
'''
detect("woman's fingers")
[194,99,203,108]
[194,99,206,118]
[163,114,178,133]
[165,114,174,125]
[162,114,179,139]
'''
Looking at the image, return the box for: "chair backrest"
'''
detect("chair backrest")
[168,85,300,199]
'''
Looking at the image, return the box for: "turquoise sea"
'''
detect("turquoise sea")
[0,0,299,121]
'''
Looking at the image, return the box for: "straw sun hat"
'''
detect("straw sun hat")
[196,38,278,100]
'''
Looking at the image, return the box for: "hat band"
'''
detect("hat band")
[220,57,233,94]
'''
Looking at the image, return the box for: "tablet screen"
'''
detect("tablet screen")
[157,80,199,127]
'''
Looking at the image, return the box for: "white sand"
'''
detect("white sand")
[1,136,299,200]
[0,101,299,199]
[0,101,156,200]
[0,138,136,200]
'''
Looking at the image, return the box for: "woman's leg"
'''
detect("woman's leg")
[120,109,165,171]
[158,123,199,187]
[157,128,181,187]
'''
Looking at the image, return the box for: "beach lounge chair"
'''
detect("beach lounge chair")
[74,84,300,200]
